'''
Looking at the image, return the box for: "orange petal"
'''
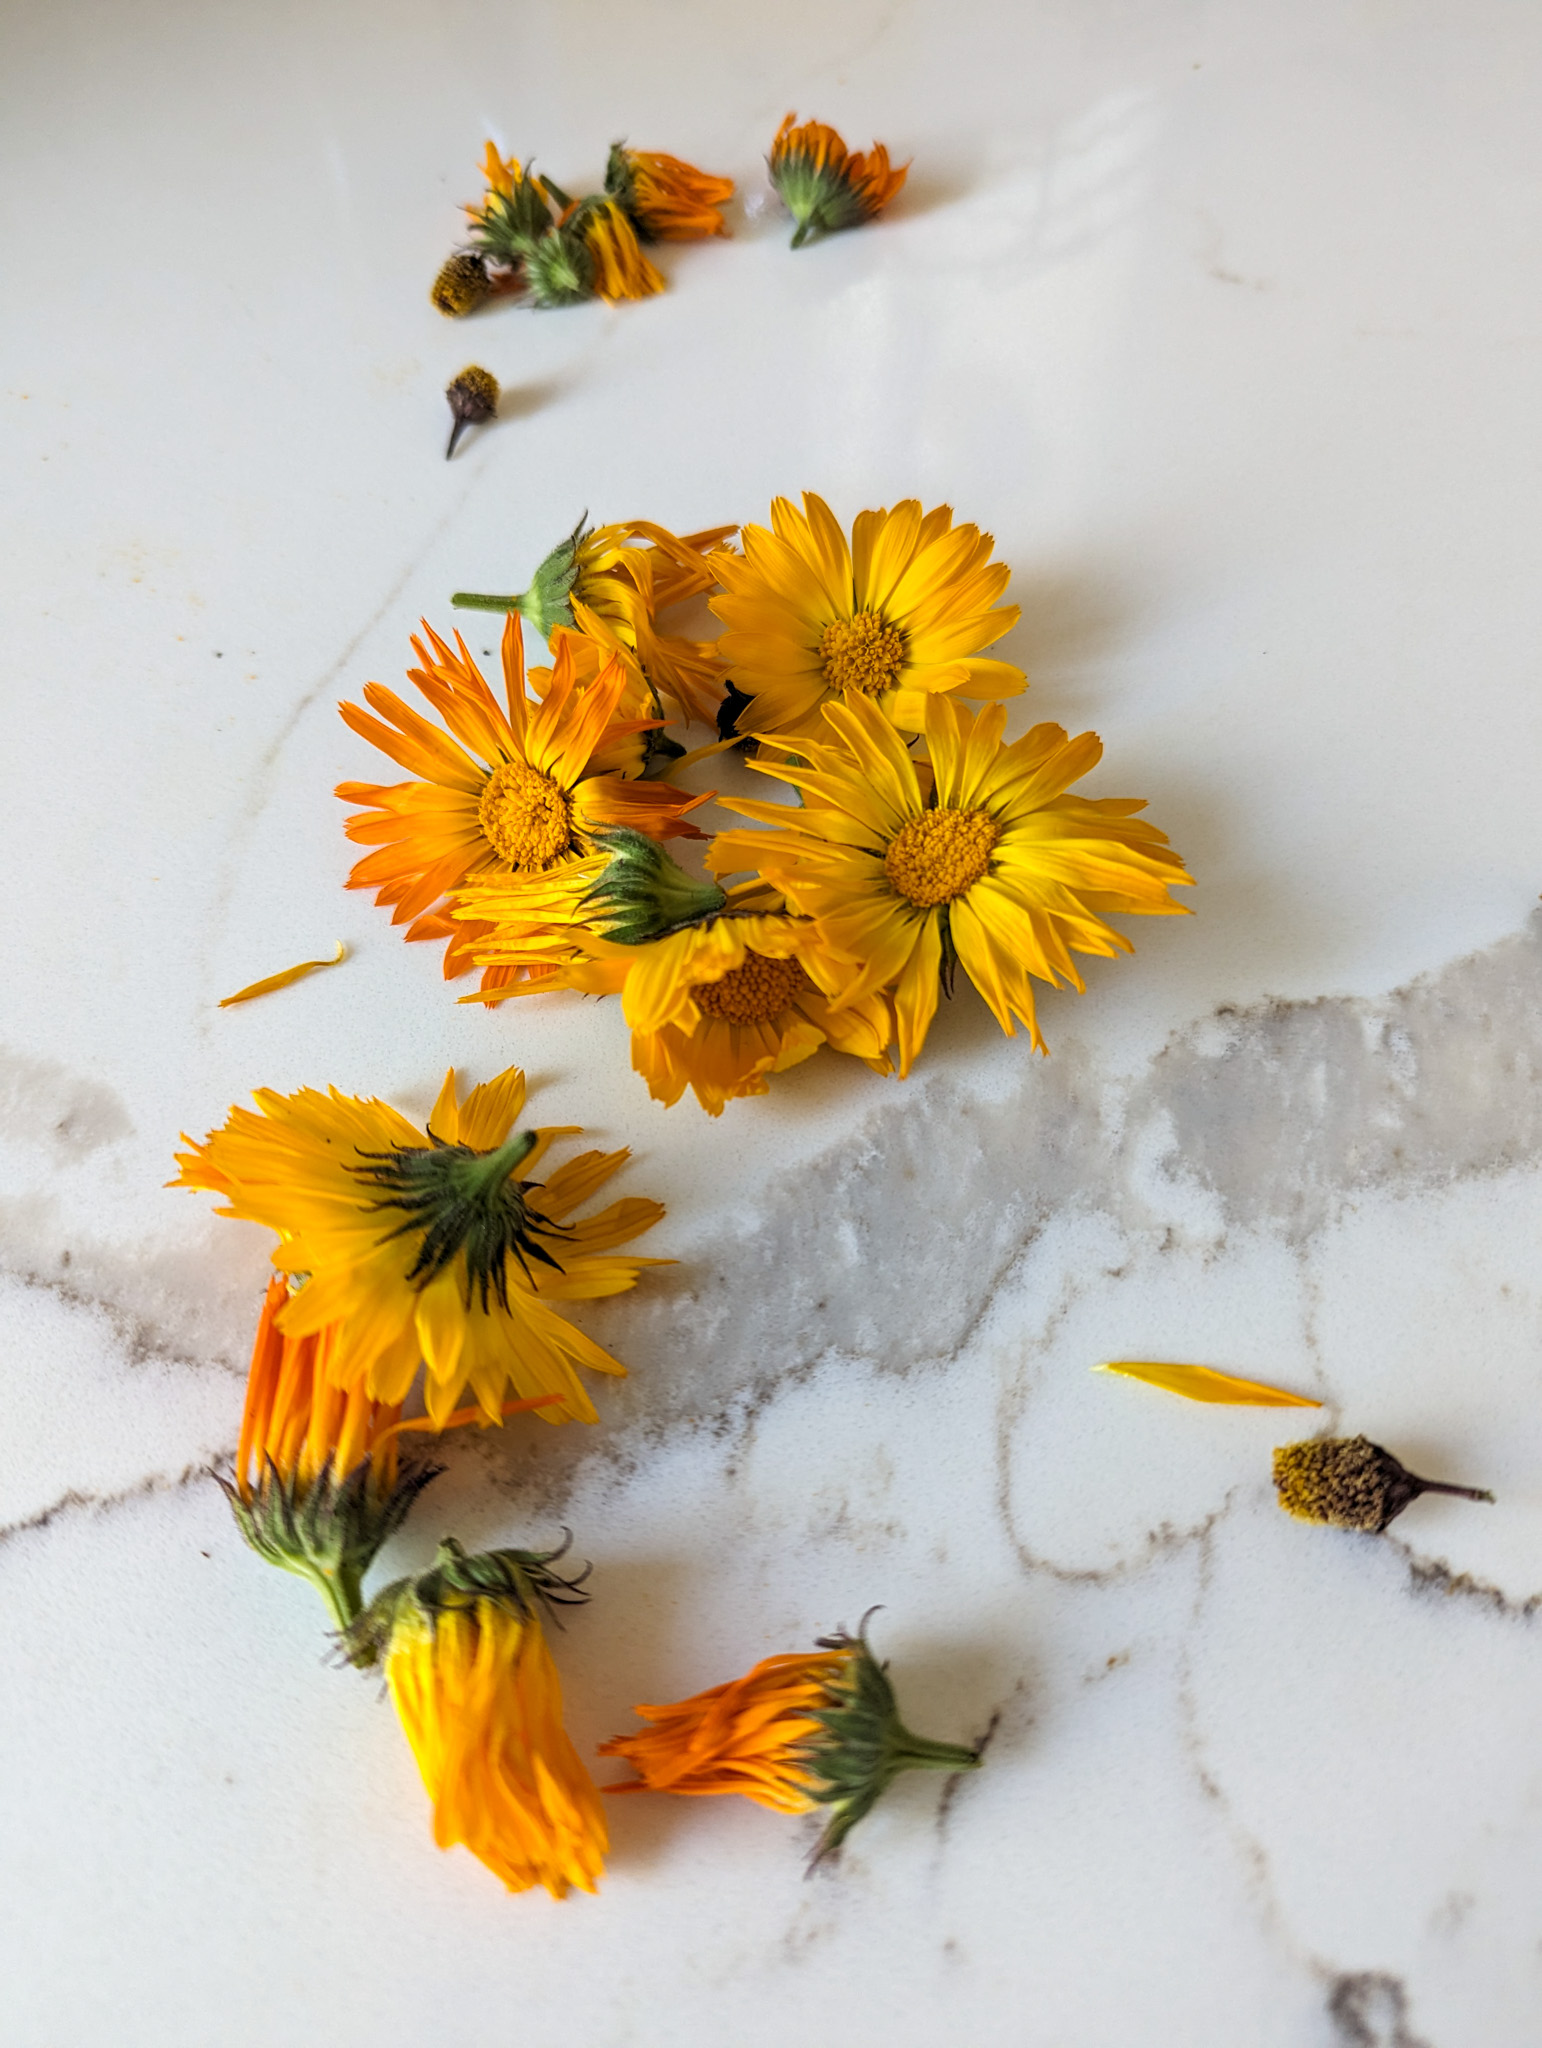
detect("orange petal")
[218,943,347,1008]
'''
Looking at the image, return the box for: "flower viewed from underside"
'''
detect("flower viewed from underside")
[173,1065,667,1428]
[600,1621,980,1864]
[768,114,908,248]
[337,612,706,986]
[452,516,736,725]
[709,493,1024,741]
[348,1537,607,1897]
[605,142,734,240]
[465,144,567,274]
[712,693,1193,1075]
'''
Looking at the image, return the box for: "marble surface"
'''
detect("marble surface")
[6,2,1542,2042]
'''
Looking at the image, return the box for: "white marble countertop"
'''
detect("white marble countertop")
[6,2,1542,2042]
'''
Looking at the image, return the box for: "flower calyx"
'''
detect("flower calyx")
[469,162,569,268]
[219,1455,443,1649]
[581,828,728,944]
[451,516,588,632]
[1273,1435,1495,1532]
[349,1126,570,1308]
[341,1533,591,1665]
[802,1622,982,1867]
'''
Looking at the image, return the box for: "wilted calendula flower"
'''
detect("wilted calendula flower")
[173,1063,667,1428]
[768,113,908,248]
[346,1536,607,1897]
[1274,1436,1494,1532]
[605,142,734,240]
[601,1621,981,1865]
[444,364,499,459]
[465,143,568,278]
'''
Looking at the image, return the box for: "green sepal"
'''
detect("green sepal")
[801,1625,981,1866]
[347,1126,572,1310]
[469,164,559,265]
[218,1456,443,1652]
[769,148,874,249]
[341,1533,591,1666]
[525,221,596,307]
[579,828,727,944]
[451,516,589,632]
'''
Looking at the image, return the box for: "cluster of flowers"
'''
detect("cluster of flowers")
[176,1065,978,1894]
[430,113,908,318]
[337,493,1195,1113]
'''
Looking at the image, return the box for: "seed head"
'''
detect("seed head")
[445,364,500,459]
[1273,1435,1494,1532]
[431,252,492,318]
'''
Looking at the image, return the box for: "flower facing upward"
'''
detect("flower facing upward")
[768,114,908,248]
[348,1537,607,1898]
[605,142,734,240]
[453,516,736,726]
[173,1065,667,1428]
[710,493,1024,740]
[712,693,1193,1075]
[601,1622,980,1864]
[337,612,706,986]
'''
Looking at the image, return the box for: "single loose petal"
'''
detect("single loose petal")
[1097,1360,1322,1407]
[218,942,347,1007]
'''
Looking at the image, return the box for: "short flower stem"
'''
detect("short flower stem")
[1412,1476,1496,1504]
[303,1560,371,1657]
[451,590,524,612]
[889,1728,982,1774]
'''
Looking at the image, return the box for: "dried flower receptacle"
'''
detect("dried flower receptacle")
[445,365,500,459]
[1273,1436,1495,1532]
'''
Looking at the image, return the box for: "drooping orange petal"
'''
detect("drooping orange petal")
[219,943,347,1008]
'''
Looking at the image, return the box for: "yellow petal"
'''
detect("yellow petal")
[218,942,347,1007]
[1096,1361,1322,1407]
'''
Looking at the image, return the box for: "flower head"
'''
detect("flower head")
[337,612,706,986]
[453,516,736,726]
[578,197,666,302]
[465,143,567,271]
[430,252,492,318]
[174,1065,667,1428]
[444,364,499,460]
[712,693,1193,1075]
[710,493,1024,741]
[601,1621,980,1864]
[1273,1436,1494,1532]
[606,142,733,240]
[768,114,908,248]
[348,1537,607,1897]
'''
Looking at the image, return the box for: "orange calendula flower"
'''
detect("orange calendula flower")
[453,515,736,726]
[710,492,1024,741]
[712,693,1193,1075]
[605,142,734,240]
[337,611,706,987]
[768,113,908,248]
[465,143,568,272]
[348,1538,607,1897]
[579,196,666,301]
[173,1064,667,1429]
[223,1277,560,1639]
[601,1621,980,1864]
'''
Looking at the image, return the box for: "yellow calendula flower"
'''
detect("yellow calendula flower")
[465,143,567,271]
[580,196,666,301]
[712,693,1193,1075]
[173,1065,667,1429]
[709,492,1024,741]
[337,612,706,988]
[349,1538,607,1897]
[768,113,908,248]
[605,142,734,240]
[454,515,736,726]
[601,1621,979,1864]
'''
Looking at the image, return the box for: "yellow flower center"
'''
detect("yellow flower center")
[818,610,906,698]
[690,950,814,1024]
[883,807,999,908]
[478,759,573,869]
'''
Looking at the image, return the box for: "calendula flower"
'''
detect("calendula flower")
[605,142,734,240]
[579,196,666,301]
[337,612,705,987]
[601,1620,980,1864]
[430,251,493,318]
[347,1537,607,1897]
[444,364,499,460]
[465,143,567,273]
[222,1277,561,1640]
[768,113,908,248]
[173,1064,667,1428]
[453,515,736,726]
[709,493,1024,741]
[1273,1437,1494,1532]
[712,693,1193,1075]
